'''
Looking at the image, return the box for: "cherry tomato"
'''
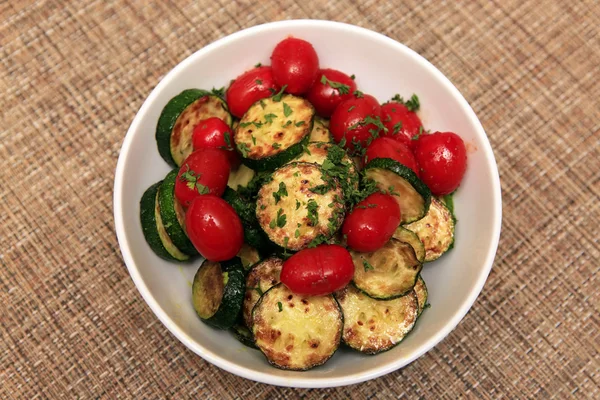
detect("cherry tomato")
[364,137,419,175]
[413,131,467,195]
[306,68,357,118]
[342,193,401,252]
[270,37,319,95]
[185,195,244,261]
[192,117,240,168]
[381,102,423,146]
[174,148,230,207]
[226,66,279,118]
[330,94,383,153]
[280,244,354,296]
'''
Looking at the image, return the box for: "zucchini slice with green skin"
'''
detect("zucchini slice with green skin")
[156,89,233,167]
[242,257,283,329]
[335,284,418,355]
[231,322,258,349]
[405,197,455,262]
[309,117,332,142]
[234,94,314,171]
[414,275,429,318]
[157,170,198,256]
[236,243,261,270]
[192,257,245,329]
[363,158,431,224]
[140,181,179,261]
[351,239,422,299]
[222,187,273,254]
[393,226,425,263]
[252,283,343,370]
[256,162,345,251]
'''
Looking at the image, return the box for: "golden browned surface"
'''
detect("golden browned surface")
[192,261,224,319]
[405,197,455,262]
[1,1,599,397]
[242,257,283,328]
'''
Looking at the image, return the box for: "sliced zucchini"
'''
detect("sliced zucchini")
[309,117,332,142]
[237,243,261,270]
[222,187,273,254]
[234,94,314,171]
[351,239,422,299]
[293,142,359,196]
[242,257,283,329]
[363,158,431,224]
[393,227,425,263]
[405,197,455,262]
[140,181,178,261]
[252,283,343,370]
[156,89,233,167]
[256,162,345,251]
[414,275,429,317]
[231,322,258,349]
[227,164,256,190]
[192,257,245,329]
[335,284,418,354]
[157,170,198,256]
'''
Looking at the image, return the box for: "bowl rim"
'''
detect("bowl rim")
[113,19,502,388]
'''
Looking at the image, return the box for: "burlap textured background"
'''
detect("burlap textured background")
[1,0,598,398]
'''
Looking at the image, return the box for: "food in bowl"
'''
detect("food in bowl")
[138,36,468,370]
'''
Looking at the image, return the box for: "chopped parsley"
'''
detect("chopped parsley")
[277,302,283,312]
[283,120,292,128]
[237,142,250,158]
[223,132,232,149]
[250,133,257,145]
[320,75,351,94]
[295,199,301,210]
[283,102,293,117]
[272,142,281,149]
[254,62,262,68]
[393,121,403,135]
[295,228,300,238]
[391,93,420,112]
[294,120,305,127]
[248,286,263,296]
[350,74,356,80]
[353,90,364,98]
[306,199,319,226]
[259,99,267,109]
[179,165,209,194]
[348,105,356,112]
[263,113,278,125]
[210,87,225,97]
[272,182,288,204]
[272,85,287,102]
[255,79,263,85]
[362,259,374,272]
[276,208,287,228]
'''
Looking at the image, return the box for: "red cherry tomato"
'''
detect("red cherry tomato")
[280,244,354,296]
[381,102,423,146]
[306,68,357,118]
[192,117,240,168]
[270,37,319,95]
[413,131,467,195]
[185,195,244,261]
[174,148,230,207]
[330,94,383,153]
[342,193,401,252]
[364,137,419,175]
[226,66,279,118]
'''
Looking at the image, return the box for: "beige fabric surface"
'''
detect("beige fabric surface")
[1,0,599,398]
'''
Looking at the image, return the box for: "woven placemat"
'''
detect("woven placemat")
[1,0,598,398]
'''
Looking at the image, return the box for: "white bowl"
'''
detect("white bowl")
[114,20,501,388]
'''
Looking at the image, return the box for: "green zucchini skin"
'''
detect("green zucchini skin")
[156,89,209,167]
[363,158,432,224]
[156,89,232,167]
[192,257,245,330]
[414,275,429,318]
[231,322,258,349]
[222,187,274,254]
[139,181,177,261]
[157,170,198,256]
